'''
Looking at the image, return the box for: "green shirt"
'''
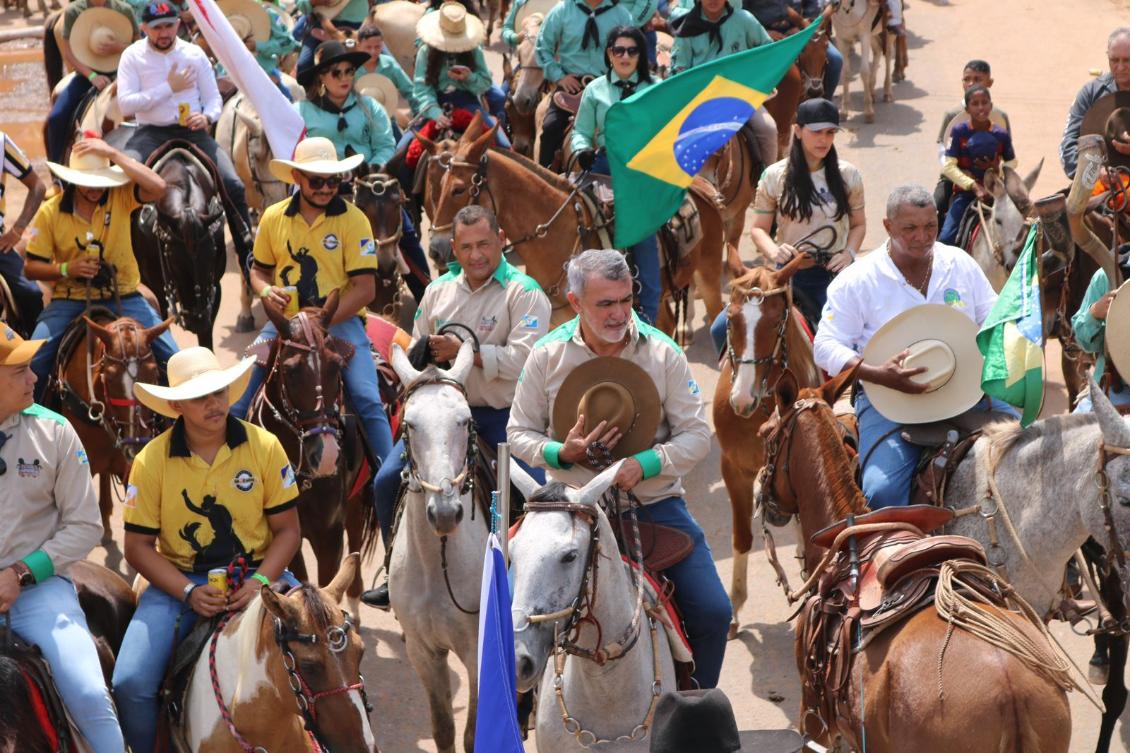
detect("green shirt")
[296,93,395,165]
[501,0,529,47]
[256,4,300,70]
[411,44,494,120]
[64,0,137,40]
[357,53,415,106]
[1071,268,1113,381]
[296,0,367,25]
[669,7,771,73]
[534,0,634,82]
[570,72,655,152]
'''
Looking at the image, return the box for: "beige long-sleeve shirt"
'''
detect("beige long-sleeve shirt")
[413,258,551,409]
[0,404,102,581]
[507,313,711,505]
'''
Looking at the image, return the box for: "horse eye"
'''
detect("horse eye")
[1119,497,1130,508]
[561,549,579,564]
[453,186,465,196]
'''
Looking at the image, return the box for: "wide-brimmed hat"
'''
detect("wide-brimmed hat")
[219,0,271,42]
[134,347,254,418]
[1105,281,1130,380]
[417,2,486,53]
[269,136,364,184]
[861,304,985,424]
[47,149,130,189]
[69,6,134,73]
[551,356,660,459]
[307,0,350,20]
[0,322,45,367]
[649,690,804,753]
[355,72,398,113]
[297,39,370,87]
[514,0,557,30]
[1081,91,1130,171]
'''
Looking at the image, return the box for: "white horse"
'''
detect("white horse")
[511,462,677,753]
[968,161,1042,292]
[830,0,893,123]
[388,341,488,753]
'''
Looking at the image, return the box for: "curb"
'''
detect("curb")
[0,26,44,43]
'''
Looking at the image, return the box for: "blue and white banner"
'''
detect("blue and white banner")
[475,533,524,752]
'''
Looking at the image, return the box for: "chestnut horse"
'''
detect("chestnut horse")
[763,16,831,166]
[760,369,1071,753]
[352,167,410,324]
[712,257,821,637]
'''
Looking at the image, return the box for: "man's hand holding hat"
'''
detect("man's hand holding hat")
[860,349,932,395]
[558,413,644,489]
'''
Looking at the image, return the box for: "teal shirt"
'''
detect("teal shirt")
[411,44,494,120]
[356,53,415,105]
[501,0,528,47]
[620,0,659,28]
[535,0,634,82]
[669,7,771,73]
[256,5,300,70]
[296,93,395,165]
[296,0,367,24]
[570,72,654,152]
[1071,268,1113,380]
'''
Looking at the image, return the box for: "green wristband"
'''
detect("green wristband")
[251,572,271,587]
[88,71,99,82]
[60,262,68,278]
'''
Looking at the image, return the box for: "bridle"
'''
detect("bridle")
[726,281,793,415]
[353,173,404,252]
[145,194,225,332]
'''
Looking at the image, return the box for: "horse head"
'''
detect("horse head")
[82,315,173,460]
[510,462,622,692]
[511,15,546,114]
[980,160,1043,274]
[796,21,830,101]
[427,115,498,265]
[1084,377,1130,609]
[234,96,289,208]
[352,170,405,280]
[262,290,347,480]
[257,554,376,753]
[390,339,477,535]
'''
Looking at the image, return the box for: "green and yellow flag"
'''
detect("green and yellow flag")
[605,23,819,247]
[976,224,1045,426]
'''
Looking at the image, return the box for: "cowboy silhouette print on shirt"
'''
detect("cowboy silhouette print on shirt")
[280,240,321,308]
[177,488,249,570]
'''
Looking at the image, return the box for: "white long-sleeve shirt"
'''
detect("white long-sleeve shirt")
[813,241,998,376]
[116,37,222,126]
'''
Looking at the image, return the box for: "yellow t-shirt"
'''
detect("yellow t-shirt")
[25,186,143,300]
[123,417,299,573]
[253,194,378,308]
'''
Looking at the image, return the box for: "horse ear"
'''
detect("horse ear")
[774,252,810,285]
[83,316,115,347]
[264,298,291,333]
[143,317,174,344]
[323,552,359,604]
[416,131,437,153]
[446,339,475,385]
[320,289,341,329]
[391,342,423,386]
[462,111,485,142]
[775,370,799,409]
[571,460,623,509]
[982,169,1004,198]
[468,121,498,157]
[1090,375,1130,448]
[822,360,861,406]
[1022,158,1043,193]
[260,584,295,623]
[502,52,513,82]
[509,458,542,500]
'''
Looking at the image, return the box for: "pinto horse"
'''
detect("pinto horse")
[712,257,821,638]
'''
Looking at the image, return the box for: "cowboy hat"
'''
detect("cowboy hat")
[355,72,399,113]
[649,690,804,753]
[0,322,45,367]
[307,0,350,21]
[1081,91,1130,171]
[219,0,271,42]
[296,39,371,87]
[47,149,130,189]
[552,356,661,459]
[514,0,557,31]
[417,2,486,53]
[69,6,134,74]
[268,136,364,184]
[134,347,255,418]
[1105,281,1130,380]
[861,304,985,425]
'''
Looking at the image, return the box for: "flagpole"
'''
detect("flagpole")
[497,442,511,567]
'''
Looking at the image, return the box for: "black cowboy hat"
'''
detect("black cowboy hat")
[649,690,804,753]
[1081,91,1130,171]
[297,39,370,87]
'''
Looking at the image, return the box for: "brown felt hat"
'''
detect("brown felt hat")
[1081,91,1130,171]
[552,357,660,459]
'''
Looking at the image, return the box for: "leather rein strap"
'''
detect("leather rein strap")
[725,283,792,415]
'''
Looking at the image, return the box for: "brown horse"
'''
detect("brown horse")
[764,17,830,164]
[352,167,410,324]
[425,116,726,337]
[760,368,1072,753]
[248,292,376,617]
[712,257,821,637]
[501,14,547,159]
[701,130,760,282]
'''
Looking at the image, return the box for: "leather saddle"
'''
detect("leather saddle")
[47,306,119,421]
[901,408,1014,507]
[2,636,83,753]
[550,76,595,115]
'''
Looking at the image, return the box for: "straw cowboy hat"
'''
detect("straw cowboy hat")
[514,0,557,30]
[552,357,661,459]
[307,0,350,21]
[296,38,371,87]
[1105,281,1130,380]
[649,689,804,753]
[0,322,45,367]
[861,304,985,425]
[355,72,399,113]
[46,149,130,189]
[268,136,364,184]
[134,347,255,418]
[69,6,134,74]
[417,2,486,53]
[1081,91,1130,171]
[219,0,271,42]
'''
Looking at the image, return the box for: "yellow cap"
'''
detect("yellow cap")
[0,322,45,366]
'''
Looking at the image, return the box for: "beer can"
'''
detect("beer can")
[178,102,191,126]
[283,286,300,318]
[208,568,229,595]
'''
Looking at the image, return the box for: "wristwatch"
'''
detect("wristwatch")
[9,561,35,589]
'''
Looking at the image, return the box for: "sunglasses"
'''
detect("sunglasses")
[0,431,8,476]
[610,45,640,58]
[327,66,356,80]
[305,175,343,190]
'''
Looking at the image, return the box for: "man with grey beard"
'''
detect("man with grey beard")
[507,248,730,689]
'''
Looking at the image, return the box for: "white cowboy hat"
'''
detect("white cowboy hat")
[514,0,557,31]
[311,0,351,21]
[355,72,398,113]
[134,347,255,418]
[218,0,271,42]
[1105,281,1130,380]
[417,2,486,53]
[861,303,985,425]
[268,136,364,184]
[69,6,134,74]
[47,149,130,189]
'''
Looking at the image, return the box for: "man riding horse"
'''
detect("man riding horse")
[0,323,125,753]
[1060,26,1130,180]
[507,248,732,689]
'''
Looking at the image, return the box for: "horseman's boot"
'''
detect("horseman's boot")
[360,580,390,609]
[1035,194,1073,263]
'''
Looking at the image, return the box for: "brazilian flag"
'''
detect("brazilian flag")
[605,23,820,247]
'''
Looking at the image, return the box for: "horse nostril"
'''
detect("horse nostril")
[455,506,464,524]
[517,655,534,680]
[426,507,437,527]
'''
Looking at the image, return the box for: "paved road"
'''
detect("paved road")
[1,0,1128,748]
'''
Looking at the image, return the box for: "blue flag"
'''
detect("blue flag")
[474,533,524,752]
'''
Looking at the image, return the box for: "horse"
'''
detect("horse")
[830,0,893,123]
[502,13,547,159]
[386,340,490,753]
[248,291,375,618]
[759,368,1073,753]
[700,126,760,282]
[351,165,411,324]
[510,463,678,752]
[180,555,377,753]
[959,161,1042,292]
[712,257,822,638]
[763,17,831,163]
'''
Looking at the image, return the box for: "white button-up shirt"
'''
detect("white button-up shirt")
[814,241,998,376]
[116,37,222,127]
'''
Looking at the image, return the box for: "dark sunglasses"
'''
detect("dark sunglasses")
[610,45,640,58]
[327,66,356,80]
[306,175,343,190]
[0,431,8,476]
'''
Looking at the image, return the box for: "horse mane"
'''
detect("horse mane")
[296,583,337,633]
[0,652,54,753]
[982,411,1092,462]
[798,389,868,519]
[528,481,572,504]
[487,146,575,193]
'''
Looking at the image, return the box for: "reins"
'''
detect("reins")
[725,282,793,416]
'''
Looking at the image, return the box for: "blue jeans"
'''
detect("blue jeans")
[592,153,660,324]
[1074,382,1130,413]
[634,496,731,688]
[435,90,512,148]
[792,265,833,331]
[710,308,727,357]
[857,389,1017,509]
[940,189,975,246]
[111,569,300,753]
[46,73,94,164]
[0,248,44,336]
[31,293,179,403]
[372,405,545,545]
[823,43,844,100]
[399,208,431,301]
[232,315,394,466]
[3,576,124,753]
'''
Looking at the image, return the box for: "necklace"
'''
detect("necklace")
[904,248,934,297]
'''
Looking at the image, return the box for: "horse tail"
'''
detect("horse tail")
[42,12,64,92]
[358,477,382,562]
[0,656,57,753]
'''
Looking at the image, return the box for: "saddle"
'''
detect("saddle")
[550,76,595,115]
[954,196,984,251]
[901,408,1014,507]
[160,616,218,753]
[2,636,85,752]
[47,306,118,422]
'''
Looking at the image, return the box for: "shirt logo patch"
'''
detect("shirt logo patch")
[519,314,540,330]
[281,464,296,488]
[360,238,376,257]
[124,484,138,509]
[943,288,966,308]
[76,449,89,465]
[232,469,256,492]
[17,458,41,478]
[323,233,340,251]
[688,379,701,397]
[478,315,498,335]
